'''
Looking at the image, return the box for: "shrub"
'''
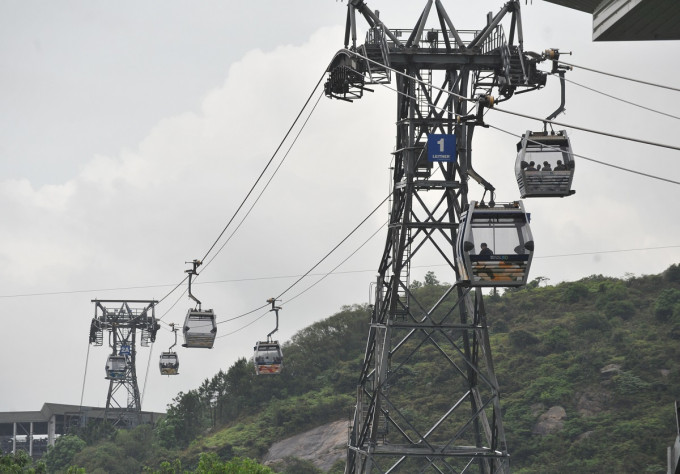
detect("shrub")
[269,457,322,474]
[613,371,650,395]
[493,319,509,333]
[653,289,680,321]
[664,263,680,282]
[603,300,636,320]
[44,435,87,473]
[509,329,540,348]
[543,326,570,352]
[563,283,589,303]
[573,312,610,333]
[526,375,573,405]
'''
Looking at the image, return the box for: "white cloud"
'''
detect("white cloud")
[0,1,678,416]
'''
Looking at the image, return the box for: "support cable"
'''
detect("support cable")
[199,72,327,265]
[557,60,680,93]
[214,193,391,326]
[140,342,154,407]
[217,304,271,325]
[79,340,91,410]
[491,105,680,151]
[489,124,680,186]
[1,244,679,300]
[158,319,178,329]
[158,288,188,321]
[535,245,680,259]
[274,192,392,301]
[117,72,327,315]
[378,81,680,186]
[0,282,183,299]
[282,220,387,306]
[157,276,189,306]
[556,74,680,121]
[345,49,680,151]
[6,66,678,307]
[216,218,383,331]
[200,90,325,274]
[409,245,680,268]
[216,311,270,339]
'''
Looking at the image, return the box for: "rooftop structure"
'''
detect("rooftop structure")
[0,403,163,458]
[543,0,680,41]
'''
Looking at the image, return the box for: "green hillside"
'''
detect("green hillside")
[26,265,680,473]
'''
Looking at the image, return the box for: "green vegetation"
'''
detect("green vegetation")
[0,450,46,473]
[39,265,680,472]
[43,436,85,473]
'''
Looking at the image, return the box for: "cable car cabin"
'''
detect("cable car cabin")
[516,130,575,198]
[182,309,217,349]
[456,201,534,287]
[159,352,179,376]
[253,341,283,375]
[105,355,127,380]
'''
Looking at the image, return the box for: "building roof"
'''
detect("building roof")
[0,402,163,425]
[543,0,680,41]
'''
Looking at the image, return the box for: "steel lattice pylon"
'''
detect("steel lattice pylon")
[89,299,159,428]
[326,1,556,472]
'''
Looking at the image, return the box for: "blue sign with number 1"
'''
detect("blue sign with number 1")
[427,134,456,162]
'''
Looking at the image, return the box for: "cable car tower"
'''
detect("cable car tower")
[325,1,565,472]
[89,299,159,428]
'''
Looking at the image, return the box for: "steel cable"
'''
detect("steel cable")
[555,74,680,121]
[345,49,680,151]
[557,60,680,93]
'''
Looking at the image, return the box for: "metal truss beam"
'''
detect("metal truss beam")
[91,299,158,428]
[337,2,548,473]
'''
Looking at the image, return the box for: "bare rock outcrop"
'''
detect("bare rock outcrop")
[575,388,609,417]
[262,419,348,472]
[532,406,566,435]
[600,363,621,378]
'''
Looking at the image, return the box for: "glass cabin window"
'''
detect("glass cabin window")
[517,132,574,173]
[523,145,569,169]
[467,214,531,255]
[160,354,177,365]
[185,316,214,333]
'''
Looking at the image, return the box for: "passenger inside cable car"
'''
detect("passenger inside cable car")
[159,352,179,376]
[456,201,534,287]
[516,130,575,198]
[253,341,283,375]
[105,355,127,380]
[182,309,217,349]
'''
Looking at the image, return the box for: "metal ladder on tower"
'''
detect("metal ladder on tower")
[416,68,432,118]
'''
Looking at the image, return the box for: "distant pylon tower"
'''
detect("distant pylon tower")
[325,1,556,472]
[89,299,158,428]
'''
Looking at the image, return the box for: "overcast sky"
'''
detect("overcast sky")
[1,1,679,415]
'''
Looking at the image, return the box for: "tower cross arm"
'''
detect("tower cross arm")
[347,0,403,48]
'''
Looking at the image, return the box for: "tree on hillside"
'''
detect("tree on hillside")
[0,450,46,473]
[268,456,322,474]
[68,420,115,446]
[43,435,86,473]
[654,288,680,321]
[193,453,273,474]
[424,271,439,286]
[157,389,209,448]
[664,263,680,282]
[80,266,680,473]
